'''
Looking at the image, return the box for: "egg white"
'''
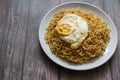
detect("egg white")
[56,14,88,45]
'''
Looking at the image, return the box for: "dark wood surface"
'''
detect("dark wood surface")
[0,0,120,80]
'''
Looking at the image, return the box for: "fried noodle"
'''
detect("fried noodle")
[44,8,110,64]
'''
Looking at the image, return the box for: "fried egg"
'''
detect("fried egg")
[55,14,88,50]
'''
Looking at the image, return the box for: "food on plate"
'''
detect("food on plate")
[44,8,110,64]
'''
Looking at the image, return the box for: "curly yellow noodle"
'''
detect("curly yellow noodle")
[44,8,110,64]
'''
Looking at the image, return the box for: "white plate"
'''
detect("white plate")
[39,2,118,70]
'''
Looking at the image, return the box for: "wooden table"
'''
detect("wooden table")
[0,0,120,80]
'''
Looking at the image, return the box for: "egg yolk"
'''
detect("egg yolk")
[56,24,72,35]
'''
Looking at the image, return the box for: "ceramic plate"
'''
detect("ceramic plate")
[39,2,118,70]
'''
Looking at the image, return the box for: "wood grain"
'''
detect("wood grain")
[108,0,120,80]
[0,0,120,80]
[22,0,59,80]
[1,0,32,80]
[0,0,8,80]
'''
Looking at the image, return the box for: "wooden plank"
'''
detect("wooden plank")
[107,0,120,80]
[0,0,10,80]
[93,0,104,9]
[1,0,31,80]
[60,0,95,4]
[87,63,112,80]
[22,0,59,80]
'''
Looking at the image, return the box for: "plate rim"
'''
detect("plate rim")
[38,2,118,70]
